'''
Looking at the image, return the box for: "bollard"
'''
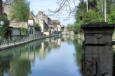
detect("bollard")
[81,22,115,76]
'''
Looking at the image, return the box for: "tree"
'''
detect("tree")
[83,10,104,24]
[34,23,41,31]
[0,16,9,37]
[9,0,30,22]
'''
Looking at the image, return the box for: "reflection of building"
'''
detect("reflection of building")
[37,41,52,60]
[0,37,64,76]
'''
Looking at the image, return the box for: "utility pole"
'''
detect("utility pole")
[0,0,3,16]
[104,0,107,22]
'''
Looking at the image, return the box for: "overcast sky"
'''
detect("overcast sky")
[3,0,80,26]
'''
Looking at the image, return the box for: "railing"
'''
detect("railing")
[0,35,45,49]
[0,34,60,50]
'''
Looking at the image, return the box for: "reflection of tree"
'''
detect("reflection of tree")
[9,59,31,76]
[73,40,84,69]
[0,56,11,76]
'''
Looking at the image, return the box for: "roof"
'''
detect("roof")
[81,22,115,29]
[9,22,28,29]
[29,16,33,20]
[51,20,60,25]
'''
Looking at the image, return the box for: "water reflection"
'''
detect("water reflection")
[0,36,82,76]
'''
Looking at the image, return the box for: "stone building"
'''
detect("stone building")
[9,22,28,40]
[3,0,14,19]
[33,11,62,35]
[35,11,49,33]
[50,20,62,34]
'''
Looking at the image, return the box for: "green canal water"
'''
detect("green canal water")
[0,37,83,76]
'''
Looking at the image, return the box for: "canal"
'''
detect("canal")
[0,36,83,76]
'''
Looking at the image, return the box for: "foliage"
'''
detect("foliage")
[34,23,41,31]
[88,0,97,10]
[20,27,27,35]
[9,0,30,21]
[0,16,9,37]
[75,1,86,22]
[72,0,113,34]
[73,21,83,34]
[107,6,115,24]
[66,24,73,31]
[83,10,104,24]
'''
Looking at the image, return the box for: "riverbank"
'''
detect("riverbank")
[0,34,60,51]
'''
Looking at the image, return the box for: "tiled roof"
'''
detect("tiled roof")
[51,20,60,25]
[29,16,33,20]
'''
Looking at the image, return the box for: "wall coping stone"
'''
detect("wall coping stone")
[81,22,115,29]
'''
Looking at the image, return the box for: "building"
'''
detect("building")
[35,11,49,33]
[51,20,62,34]
[9,22,28,39]
[28,16,36,35]
[33,11,63,35]
[3,0,14,19]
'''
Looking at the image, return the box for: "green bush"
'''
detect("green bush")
[108,6,115,24]
[73,21,83,34]
[83,10,104,24]
[21,28,27,35]
[73,10,104,34]
[34,23,41,31]
[0,16,9,37]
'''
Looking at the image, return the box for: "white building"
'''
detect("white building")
[27,16,36,35]
[35,11,49,33]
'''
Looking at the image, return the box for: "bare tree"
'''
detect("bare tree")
[49,0,80,16]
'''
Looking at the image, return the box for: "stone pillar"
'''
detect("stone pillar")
[81,22,115,76]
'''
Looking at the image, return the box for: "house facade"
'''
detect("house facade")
[50,20,62,34]
[35,11,49,33]
[28,16,36,36]
[3,0,14,19]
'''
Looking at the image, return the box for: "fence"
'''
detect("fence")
[0,34,49,49]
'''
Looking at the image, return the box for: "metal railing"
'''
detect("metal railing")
[0,35,45,49]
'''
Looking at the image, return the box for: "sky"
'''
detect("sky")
[3,0,80,26]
